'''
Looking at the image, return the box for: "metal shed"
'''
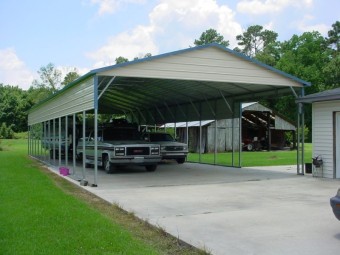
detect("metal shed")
[28,43,310,186]
[296,88,340,179]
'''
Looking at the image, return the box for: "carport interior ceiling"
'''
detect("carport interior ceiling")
[29,43,310,125]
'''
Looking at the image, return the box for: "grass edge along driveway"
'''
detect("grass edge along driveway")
[0,139,209,255]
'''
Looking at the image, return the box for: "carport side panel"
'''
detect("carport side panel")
[28,77,95,126]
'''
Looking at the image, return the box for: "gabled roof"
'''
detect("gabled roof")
[296,88,340,103]
[91,43,310,86]
[29,43,310,125]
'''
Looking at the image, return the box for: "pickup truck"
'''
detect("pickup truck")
[142,132,188,164]
[77,123,161,173]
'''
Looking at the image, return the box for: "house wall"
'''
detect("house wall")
[312,101,340,178]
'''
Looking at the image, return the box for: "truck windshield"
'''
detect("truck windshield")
[150,133,174,142]
[103,128,141,141]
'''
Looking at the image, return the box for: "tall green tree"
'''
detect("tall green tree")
[115,56,129,64]
[32,63,62,93]
[194,28,229,47]
[276,31,329,93]
[0,84,31,132]
[327,21,340,53]
[235,25,278,59]
[262,31,331,141]
[324,21,340,89]
[62,70,80,86]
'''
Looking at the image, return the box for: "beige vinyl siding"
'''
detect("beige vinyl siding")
[99,47,303,87]
[28,77,94,125]
[312,101,340,178]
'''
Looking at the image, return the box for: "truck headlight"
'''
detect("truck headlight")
[151,146,160,155]
[115,147,125,156]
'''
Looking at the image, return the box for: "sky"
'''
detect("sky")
[0,0,339,90]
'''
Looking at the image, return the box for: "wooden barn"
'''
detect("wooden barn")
[165,103,296,153]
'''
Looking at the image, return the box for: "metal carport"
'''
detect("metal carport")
[28,43,310,186]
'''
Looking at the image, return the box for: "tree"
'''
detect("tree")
[324,21,340,89]
[262,31,330,141]
[133,53,153,61]
[0,84,31,132]
[115,56,129,64]
[62,70,80,86]
[194,28,229,47]
[327,21,340,53]
[276,31,329,93]
[235,25,278,58]
[32,63,62,93]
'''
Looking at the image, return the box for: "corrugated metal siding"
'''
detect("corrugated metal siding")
[28,77,94,125]
[206,119,240,152]
[312,101,340,178]
[243,103,272,112]
[275,116,296,130]
[99,47,303,87]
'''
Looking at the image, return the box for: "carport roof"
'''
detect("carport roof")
[29,43,310,125]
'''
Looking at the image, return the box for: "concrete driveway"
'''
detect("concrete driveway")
[64,162,340,255]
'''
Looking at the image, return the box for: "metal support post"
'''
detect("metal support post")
[94,109,98,186]
[82,111,86,180]
[53,119,56,165]
[28,125,30,156]
[65,116,68,167]
[58,117,62,166]
[73,114,76,176]
[238,103,242,167]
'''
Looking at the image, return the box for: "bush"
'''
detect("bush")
[0,123,14,139]
[14,132,28,139]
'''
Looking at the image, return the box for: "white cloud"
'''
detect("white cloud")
[90,0,145,15]
[237,0,313,15]
[295,15,329,35]
[149,0,242,48]
[87,0,243,66]
[86,25,158,68]
[0,48,35,90]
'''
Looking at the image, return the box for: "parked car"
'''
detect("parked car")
[142,132,188,164]
[77,121,161,173]
[330,188,340,220]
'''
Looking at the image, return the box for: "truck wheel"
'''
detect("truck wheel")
[247,143,254,151]
[103,155,114,174]
[145,165,157,172]
[176,158,185,164]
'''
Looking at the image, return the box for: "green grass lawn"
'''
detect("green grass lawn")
[0,139,207,255]
[188,143,312,167]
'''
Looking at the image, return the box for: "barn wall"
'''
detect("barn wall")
[206,119,240,152]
